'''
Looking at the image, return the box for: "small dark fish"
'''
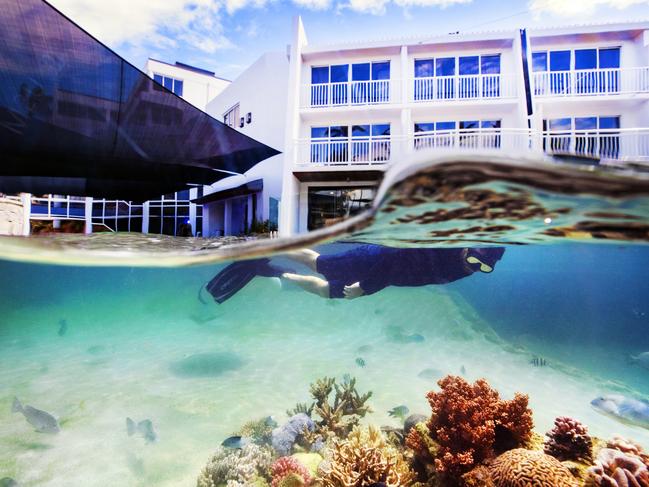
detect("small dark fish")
[12,397,59,434]
[126,417,157,443]
[57,319,68,337]
[388,405,409,421]
[0,478,18,487]
[530,357,548,367]
[222,435,250,449]
[356,345,373,353]
[355,357,366,368]
[460,365,467,375]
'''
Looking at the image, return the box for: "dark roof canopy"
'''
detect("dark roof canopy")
[192,179,264,204]
[0,0,279,200]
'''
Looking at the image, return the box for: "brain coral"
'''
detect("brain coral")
[489,448,577,487]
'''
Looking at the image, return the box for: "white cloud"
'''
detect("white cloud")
[293,0,333,9]
[339,0,470,14]
[529,0,649,16]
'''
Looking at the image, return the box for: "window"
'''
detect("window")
[310,123,391,164]
[223,104,240,128]
[307,186,377,230]
[310,61,391,106]
[413,119,501,150]
[544,116,620,159]
[152,73,183,96]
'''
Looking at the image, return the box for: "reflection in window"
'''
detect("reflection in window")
[310,124,390,164]
[544,116,620,159]
[152,73,183,96]
[307,186,377,230]
[223,104,240,128]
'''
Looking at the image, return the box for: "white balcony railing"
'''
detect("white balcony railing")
[411,74,517,102]
[303,79,400,108]
[533,67,649,97]
[295,128,649,168]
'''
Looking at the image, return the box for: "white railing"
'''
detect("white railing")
[295,128,649,168]
[30,195,87,221]
[533,67,649,97]
[91,199,143,232]
[411,73,517,102]
[302,79,400,108]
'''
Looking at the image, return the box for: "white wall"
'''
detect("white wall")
[145,59,230,111]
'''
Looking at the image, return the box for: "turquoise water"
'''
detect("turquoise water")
[1,242,649,485]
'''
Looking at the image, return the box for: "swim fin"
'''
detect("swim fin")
[204,259,293,304]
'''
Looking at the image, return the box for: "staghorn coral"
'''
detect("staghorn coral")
[270,457,311,487]
[317,425,416,487]
[197,444,273,487]
[586,448,649,487]
[489,448,578,487]
[544,416,593,462]
[425,375,533,479]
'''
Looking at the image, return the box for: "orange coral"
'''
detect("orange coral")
[425,375,533,480]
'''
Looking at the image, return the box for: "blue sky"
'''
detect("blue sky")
[49,0,649,80]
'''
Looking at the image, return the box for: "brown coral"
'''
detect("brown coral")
[425,375,533,479]
[317,425,416,487]
[490,448,578,487]
[544,416,593,462]
[587,448,649,487]
[607,437,649,467]
[271,457,311,487]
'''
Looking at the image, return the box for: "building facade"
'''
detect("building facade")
[275,19,649,235]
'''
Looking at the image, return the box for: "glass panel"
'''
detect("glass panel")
[549,118,572,130]
[481,55,500,74]
[459,56,479,75]
[307,186,377,230]
[481,120,501,128]
[330,65,348,82]
[352,63,370,81]
[371,124,390,136]
[372,62,390,80]
[311,127,329,138]
[153,74,163,84]
[435,58,455,76]
[575,117,597,130]
[550,50,571,71]
[352,125,370,137]
[532,52,547,72]
[311,66,329,84]
[415,59,434,78]
[460,120,479,129]
[163,77,173,90]
[414,122,435,132]
[329,126,348,138]
[599,116,620,129]
[599,48,620,69]
[575,49,597,70]
[173,79,183,96]
[436,121,456,130]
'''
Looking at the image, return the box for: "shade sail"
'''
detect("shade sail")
[192,179,264,204]
[0,0,280,200]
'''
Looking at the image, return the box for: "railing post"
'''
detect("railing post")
[19,192,31,236]
[84,197,93,234]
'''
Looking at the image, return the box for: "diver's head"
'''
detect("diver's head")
[465,247,505,273]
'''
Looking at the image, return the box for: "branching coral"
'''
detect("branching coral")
[270,457,311,487]
[317,425,416,487]
[587,448,649,487]
[544,416,593,462]
[239,417,275,446]
[489,448,577,487]
[424,375,533,480]
[197,444,273,487]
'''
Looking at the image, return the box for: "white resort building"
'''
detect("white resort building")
[201,19,649,237]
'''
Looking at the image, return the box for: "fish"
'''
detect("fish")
[630,352,649,370]
[356,345,373,353]
[417,368,443,381]
[222,435,250,449]
[12,397,60,434]
[388,405,410,421]
[530,357,548,367]
[591,395,649,429]
[0,478,18,487]
[126,417,157,443]
[460,365,467,375]
[355,357,366,368]
[57,319,67,337]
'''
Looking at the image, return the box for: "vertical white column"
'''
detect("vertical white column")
[279,16,308,237]
[142,201,150,234]
[224,200,232,236]
[189,187,197,236]
[84,197,93,234]
[400,45,408,105]
[19,192,31,236]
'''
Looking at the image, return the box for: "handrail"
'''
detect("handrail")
[533,66,649,96]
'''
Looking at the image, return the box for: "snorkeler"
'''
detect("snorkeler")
[202,244,505,303]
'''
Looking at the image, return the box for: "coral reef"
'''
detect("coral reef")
[424,375,533,479]
[197,444,273,487]
[290,453,323,477]
[544,416,593,462]
[272,414,316,456]
[239,417,275,446]
[489,448,578,487]
[270,457,311,487]
[317,425,416,487]
[287,376,372,447]
[607,437,649,466]
[587,448,649,487]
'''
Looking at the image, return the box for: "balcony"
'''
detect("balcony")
[294,128,649,168]
[533,67,649,97]
[301,79,400,109]
[411,74,517,102]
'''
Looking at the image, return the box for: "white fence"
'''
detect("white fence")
[303,79,400,108]
[411,74,517,102]
[533,67,649,97]
[296,128,649,167]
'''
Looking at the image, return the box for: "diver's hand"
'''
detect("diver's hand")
[343,282,364,299]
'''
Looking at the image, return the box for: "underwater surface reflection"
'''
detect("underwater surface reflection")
[1,242,649,486]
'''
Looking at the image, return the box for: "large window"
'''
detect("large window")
[307,186,377,230]
[310,124,391,164]
[223,104,240,128]
[544,116,620,159]
[310,61,391,106]
[414,120,501,150]
[153,74,184,96]
[532,47,620,94]
[414,54,500,100]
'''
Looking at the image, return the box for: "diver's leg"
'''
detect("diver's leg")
[280,272,329,298]
[282,249,320,272]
